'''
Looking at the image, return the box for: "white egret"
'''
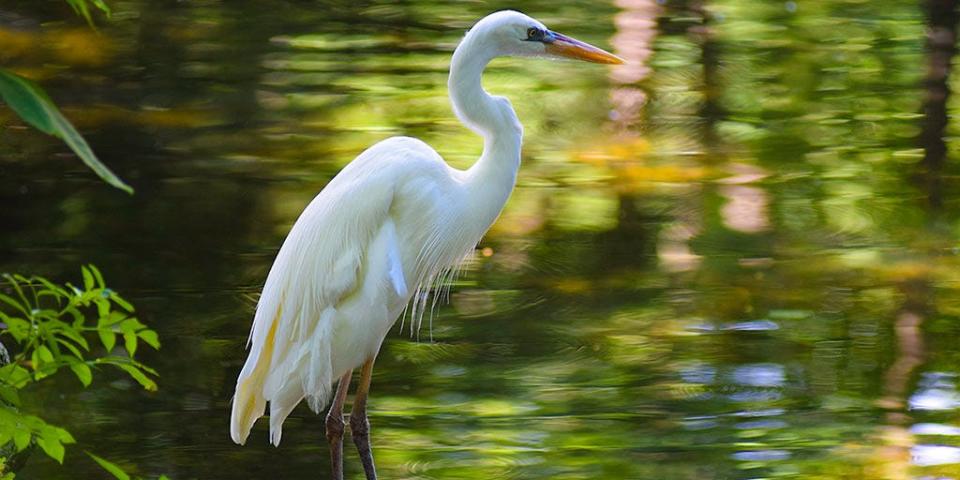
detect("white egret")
[230,10,622,480]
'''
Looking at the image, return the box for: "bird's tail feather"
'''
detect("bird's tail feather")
[232,296,338,446]
[230,311,280,445]
[262,307,336,445]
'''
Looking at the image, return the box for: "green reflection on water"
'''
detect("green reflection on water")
[3,0,960,478]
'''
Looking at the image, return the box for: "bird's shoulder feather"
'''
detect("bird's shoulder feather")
[245,135,454,354]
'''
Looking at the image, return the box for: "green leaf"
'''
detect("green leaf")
[0,384,20,406]
[113,363,157,391]
[2,275,30,312]
[64,0,111,27]
[3,316,30,341]
[136,362,158,376]
[138,330,160,349]
[56,427,75,444]
[87,452,131,480]
[0,69,133,194]
[65,0,93,25]
[96,296,111,318]
[109,292,134,312]
[57,338,85,360]
[81,266,94,291]
[57,326,90,351]
[99,310,126,328]
[13,430,30,451]
[120,318,145,332]
[36,277,69,299]
[0,364,33,388]
[89,0,112,16]
[0,293,30,317]
[65,307,84,326]
[123,332,137,357]
[70,362,92,387]
[35,433,65,463]
[99,329,116,352]
[88,264,105,288]
[67,0,112,19]
[37,345,54,364]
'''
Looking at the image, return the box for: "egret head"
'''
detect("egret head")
[467,10,623,65]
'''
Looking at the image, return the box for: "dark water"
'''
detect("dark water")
[3,0,960,478]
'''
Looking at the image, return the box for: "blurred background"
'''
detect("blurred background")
[3,0,960,478]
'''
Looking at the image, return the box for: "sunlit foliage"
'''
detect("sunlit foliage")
[0,266,159,478]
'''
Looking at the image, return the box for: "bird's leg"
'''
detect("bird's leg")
[326,370,353,480]
[349,356,378,480]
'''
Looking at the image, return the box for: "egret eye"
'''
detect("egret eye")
[526,27,540,40]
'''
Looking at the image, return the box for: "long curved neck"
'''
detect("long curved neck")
[448,31,523,226]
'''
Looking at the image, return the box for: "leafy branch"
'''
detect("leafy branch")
[0,266,160,477]
[0,70,133,194]
[64,0,111,26]
[0,0,131,193]
[88,452,169,480]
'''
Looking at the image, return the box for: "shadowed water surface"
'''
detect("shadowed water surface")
[3,0,960,478]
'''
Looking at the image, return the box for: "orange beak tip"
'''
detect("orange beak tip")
[545,32,624,65]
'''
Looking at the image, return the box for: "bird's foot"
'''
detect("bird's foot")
[350,413,377,480]
[326,412,346,480]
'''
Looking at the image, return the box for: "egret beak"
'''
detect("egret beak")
[545,32,624,65]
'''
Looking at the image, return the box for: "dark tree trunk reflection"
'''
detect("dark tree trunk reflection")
[919,0,959,209]
[874,4,958,472]
[689,0,725,149]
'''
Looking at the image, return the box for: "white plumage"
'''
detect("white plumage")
[230,136,490,446]
[229,10,623,460]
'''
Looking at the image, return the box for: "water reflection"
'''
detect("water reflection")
[731,449,791,462]
[912,423,960,436]
[3,0,960,479]
[731,363,784,389]
[913,445,960,468]
[910,374,960,412]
